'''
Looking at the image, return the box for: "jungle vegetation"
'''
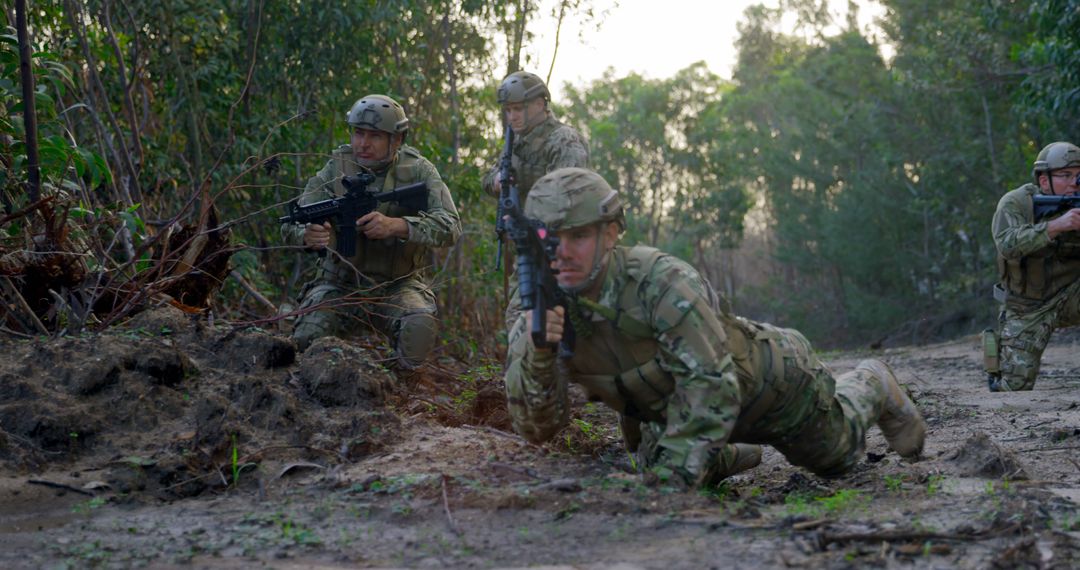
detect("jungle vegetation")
[1,0,1077,350]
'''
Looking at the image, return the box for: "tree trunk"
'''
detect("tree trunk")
[15,0,40,203]
[545,1,567,85]
[441,12,460,166]
[506,0,529,76]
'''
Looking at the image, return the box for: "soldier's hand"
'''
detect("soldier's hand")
[492,171,503,194]
[303,222,332,250]
[524,305,565,350]
[357,212,409,240]
[1047,208,1080,239]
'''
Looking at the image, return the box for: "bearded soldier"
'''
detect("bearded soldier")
[504,168,926,487]
[985,141,1080,392]
[281,94,461,368]
[482,71,589,197]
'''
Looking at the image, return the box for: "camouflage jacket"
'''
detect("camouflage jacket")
[482,111,589,197]
[281,144,461,286]
[504,245,765,483]
[993,183,1080,302]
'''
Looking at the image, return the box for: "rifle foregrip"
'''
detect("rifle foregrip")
[558,307,575,359]
[530,305,548,349]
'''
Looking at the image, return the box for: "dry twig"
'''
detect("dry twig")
[441,473,460,535]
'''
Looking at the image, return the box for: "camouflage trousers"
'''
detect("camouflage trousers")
[993,279,1080,391]
[292,276,438,368]
[639,326,889,483]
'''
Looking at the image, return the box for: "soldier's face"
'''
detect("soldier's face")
[504,98,547,133]
[1041,168,1080,195]
[351,128,398,166]
[552,222,619,292]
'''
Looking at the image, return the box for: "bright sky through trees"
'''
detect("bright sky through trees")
[527,0,887,102]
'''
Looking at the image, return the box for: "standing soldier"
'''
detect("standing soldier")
[504,168,926,487]
[281,94,461,369]
[985,141,1080,391]
[482,71,589,198]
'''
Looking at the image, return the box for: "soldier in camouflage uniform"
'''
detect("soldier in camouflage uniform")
[281,94,461,368]
[482,71,589,197]
[985,141,1080,392]
[504,168,927,488]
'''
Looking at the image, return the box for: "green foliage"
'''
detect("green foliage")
[926,474,947,496]
[784,488,868,518]
[228,434,257,487]
[883,474,906,493]
[562,64,751,264]
[3,0,1075,348]
[71,496,107,515]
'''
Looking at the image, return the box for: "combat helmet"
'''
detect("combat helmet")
[1032,141,1080,182]
[525,167,624,232]
[346,94,409,139]
[497,71,551,105]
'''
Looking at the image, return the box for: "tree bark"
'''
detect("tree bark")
[15,0,40,203]
[101,0,145,168]
[441,12,460,166]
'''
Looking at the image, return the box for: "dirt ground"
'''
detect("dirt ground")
[1,306,1079,569]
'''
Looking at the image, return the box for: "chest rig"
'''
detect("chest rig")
[566,246,801,435]
[317,145,428,285]
[567,246,668,423]
[998,185,1080,303]
[511,115,562,194]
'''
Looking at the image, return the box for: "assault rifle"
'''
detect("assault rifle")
[494,122,515,270]
[500,181,575,357]
[279,171,428,257]
[1034,173,1080,222]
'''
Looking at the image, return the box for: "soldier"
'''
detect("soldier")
[281,94,461,368]
[504,168,926,488]
[482,71,589,197]
[985,141,1080,392]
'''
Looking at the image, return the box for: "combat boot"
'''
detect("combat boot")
[987,373,1011,392]
[699,443,764,486]
[857,359,926,460]
[728,443,764,476]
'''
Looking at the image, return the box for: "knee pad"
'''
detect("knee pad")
[395,312,438,369]
[292,311,334,352]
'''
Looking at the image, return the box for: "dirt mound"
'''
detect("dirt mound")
[0,306,403,500]
[947,432,1029,479]
[296,337,392,406]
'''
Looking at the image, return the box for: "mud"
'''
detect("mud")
[1,308,1079,569]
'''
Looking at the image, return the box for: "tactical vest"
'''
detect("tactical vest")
[317,145,431,286]
[567,246,764,426]
[997,185,1080,302]
[568,245,825,450]
[512,115,571,194]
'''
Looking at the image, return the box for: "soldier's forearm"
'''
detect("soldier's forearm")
[402,211,461,246]
[505,322,569,443]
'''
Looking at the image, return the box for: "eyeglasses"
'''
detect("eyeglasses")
[1050,171,1080,180]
